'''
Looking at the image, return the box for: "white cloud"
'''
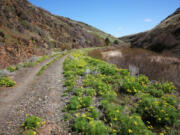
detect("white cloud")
[144,18,153,22]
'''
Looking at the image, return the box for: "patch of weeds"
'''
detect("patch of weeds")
[22,115,46,135]
[0,76,16,87]
[7,66,19,72]
[22,115,44,130]
[153,82,176,93]
[62,49,179,135]
[72,116,110,135]
[85,88,96,96]
[66,96,92,111]
[121,76,144,94]
[37,52,67,76]
[137,96,178,126]
[144,86,164,98]
[87,106,100,120]
[64,113,71,121]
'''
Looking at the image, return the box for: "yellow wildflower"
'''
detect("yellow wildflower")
[128,129,133,133]
[134,121,138,125]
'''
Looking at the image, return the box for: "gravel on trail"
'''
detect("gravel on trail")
[0,56,68,135]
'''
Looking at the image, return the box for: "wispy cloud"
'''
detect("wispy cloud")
[144,18,153,22]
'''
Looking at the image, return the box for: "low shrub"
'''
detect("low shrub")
[121,76,143,94]
[117,69,130,77]
[0,76,16,87]
[117,115,154,135]
[86,120,110,135]
[85,88,96,96]
[72,116,88,133]
[87,106,100,120]
[67,96,92,111]
[7,66,18,72]
[145,86,164,97]
[81,96,92,108]
[102,102,154,135]
[67,96,81,110]
[153,82,176,93]
[22,115,42,129]
[75,88,83,96]
[137,96,178,126]
[136,75,150,85]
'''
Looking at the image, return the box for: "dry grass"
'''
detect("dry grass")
[88,47,180,93]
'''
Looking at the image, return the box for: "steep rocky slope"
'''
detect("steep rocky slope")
[0,0,119,68]
[120,8,180,57]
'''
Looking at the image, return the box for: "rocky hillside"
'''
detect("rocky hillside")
[120,8,180,57]
[0,0,120,68]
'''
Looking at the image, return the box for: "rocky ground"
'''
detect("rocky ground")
[0,55,68,135]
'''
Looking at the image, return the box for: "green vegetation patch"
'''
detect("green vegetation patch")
[7,66,19,72]
[36,52,68,76]
[62,50,179,135]
[0,76,16,87]
[21,115,46,135]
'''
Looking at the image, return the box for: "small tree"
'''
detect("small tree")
[113,40,119,44]
[105,37,110,46]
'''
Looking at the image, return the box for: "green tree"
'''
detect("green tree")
[105,37,110,46]
[113,40,119,44]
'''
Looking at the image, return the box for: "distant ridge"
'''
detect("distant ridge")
[119,8,180,57]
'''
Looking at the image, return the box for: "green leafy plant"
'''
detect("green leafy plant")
[137,96,178,126]
[121,76,143,94]
[87,106,100,120]
[86,120,110,135]
[22,115,42,129]
[7,66,19,72]
[145,86,164,97]
[153,82,176,93]
[0,76,16,87]
[72,116,88,133]
[85,88,96,96]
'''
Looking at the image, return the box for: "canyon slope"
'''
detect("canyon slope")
[120,8,180,57]
[0,0,120,68]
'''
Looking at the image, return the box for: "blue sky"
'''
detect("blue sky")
[29,0,180,37]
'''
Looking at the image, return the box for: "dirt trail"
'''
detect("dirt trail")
[0,55,68,135]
